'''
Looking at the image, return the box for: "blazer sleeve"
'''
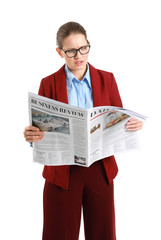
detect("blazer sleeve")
[38,73,56,100]
[38,79,45,96]
[109,73,123,108]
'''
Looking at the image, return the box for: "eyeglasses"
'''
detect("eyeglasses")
[60,44,91,58]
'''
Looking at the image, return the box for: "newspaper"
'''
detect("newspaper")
[28,92,147,167]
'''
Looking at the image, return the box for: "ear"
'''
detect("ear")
[56,48,64,58]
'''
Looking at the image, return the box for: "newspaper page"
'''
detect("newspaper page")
[29,92,88,166]
[87,107,146,166]
[28,92,147,167]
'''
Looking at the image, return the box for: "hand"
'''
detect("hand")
[126,118,143,131]
[23,125,44,143]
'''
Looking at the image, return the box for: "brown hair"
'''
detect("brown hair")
[56,21,88,48]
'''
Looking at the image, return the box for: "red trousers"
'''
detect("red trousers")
[43,160,116,240]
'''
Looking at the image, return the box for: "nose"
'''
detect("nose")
[74,50,81,58]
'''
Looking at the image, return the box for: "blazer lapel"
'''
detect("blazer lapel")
[54,65,69,104]
[89,63,102,107]
[89,63,111,107]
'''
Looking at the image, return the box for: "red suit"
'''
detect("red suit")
[38,63,123,190]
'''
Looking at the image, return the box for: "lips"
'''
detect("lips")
[75,61,84,66]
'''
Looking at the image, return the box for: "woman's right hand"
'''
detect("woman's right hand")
[23,126,44,143]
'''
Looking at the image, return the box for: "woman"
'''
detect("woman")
[24,22,143,240]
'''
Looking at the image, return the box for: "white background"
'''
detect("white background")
[0,0,161,239]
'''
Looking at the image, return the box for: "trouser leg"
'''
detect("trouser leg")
[83,161,116,240]
[42,166,84,240]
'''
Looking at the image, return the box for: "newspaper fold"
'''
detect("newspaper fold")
[28,92,147,167]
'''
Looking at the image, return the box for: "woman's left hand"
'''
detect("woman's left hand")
[126,118,143,131]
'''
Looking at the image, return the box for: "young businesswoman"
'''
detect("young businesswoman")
[24,22,143,240]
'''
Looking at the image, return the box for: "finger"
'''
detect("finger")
[126,118,142,124]
[126,118,143,126]
[25,126,40,132]
[25,135,44,142]
[126,122,143,128]
[127,117,136,122]
[24,130,44,137]
[126,126,143,131]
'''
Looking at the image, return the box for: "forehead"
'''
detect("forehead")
[62,33,87,49]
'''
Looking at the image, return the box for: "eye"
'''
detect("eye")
[81,46,87,50]
[65,49,77,57]
[67,49,76,53]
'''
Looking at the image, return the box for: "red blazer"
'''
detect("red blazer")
[38,63,123,189]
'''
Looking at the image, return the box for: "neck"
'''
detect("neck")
[71,65,87,81]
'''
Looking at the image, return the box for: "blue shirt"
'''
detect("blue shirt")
[65,64,93,109]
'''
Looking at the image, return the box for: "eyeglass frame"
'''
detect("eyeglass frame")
[60,44,91,58]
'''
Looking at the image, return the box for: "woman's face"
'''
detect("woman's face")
[57,33,89,75]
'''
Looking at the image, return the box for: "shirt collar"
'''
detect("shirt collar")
[65,63,92,88]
